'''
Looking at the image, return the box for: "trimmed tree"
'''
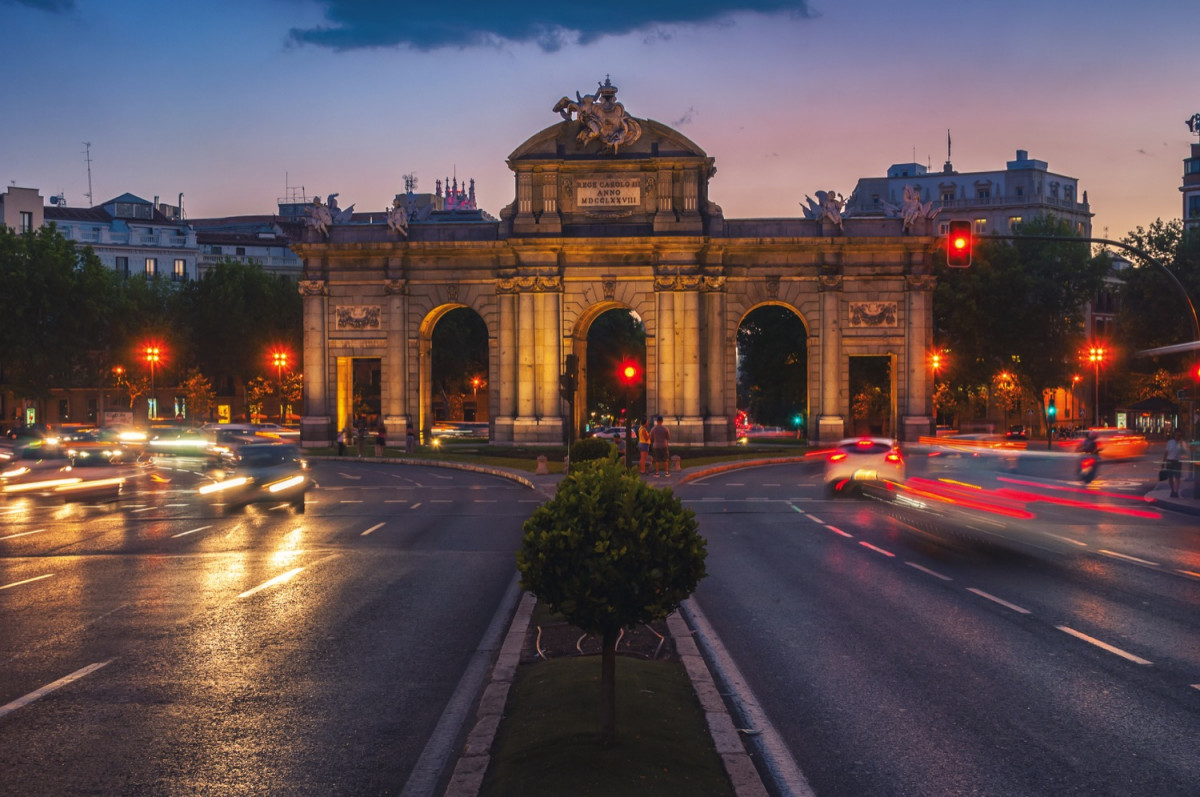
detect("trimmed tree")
[516,455,707,747]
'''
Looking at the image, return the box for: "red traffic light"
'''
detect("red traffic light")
[946,220,972,267]
[619,361,642,384]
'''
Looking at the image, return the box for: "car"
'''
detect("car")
[1058,427,1148,460]
[824,437,905,495]
[589,426,628,441]
[1,442,133,502]
[198,442,311,512]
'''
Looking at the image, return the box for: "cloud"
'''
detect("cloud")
[4,0,75,11]
[673,107,697,127]
[288,1,816,52]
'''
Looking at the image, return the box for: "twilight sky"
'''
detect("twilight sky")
[3,0,1197,239]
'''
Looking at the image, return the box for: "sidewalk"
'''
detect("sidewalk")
[1145,471,1200,516]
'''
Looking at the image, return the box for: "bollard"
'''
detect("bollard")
[535,455,549,475]
[671,454,681,473]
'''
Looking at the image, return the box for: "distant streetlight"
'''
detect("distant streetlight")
[1087,346,1106,427]
[143,345,162,420]
[272,349,290,423]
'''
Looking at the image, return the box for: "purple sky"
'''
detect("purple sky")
[3,0,1197,238]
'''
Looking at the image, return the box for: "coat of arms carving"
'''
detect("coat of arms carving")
[553,76,642,154]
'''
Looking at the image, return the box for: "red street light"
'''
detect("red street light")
[1086,345,1106,427]
[143,345,162,420]
[271,349,291,423]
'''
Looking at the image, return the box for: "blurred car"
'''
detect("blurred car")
[144,425,211,457]
[1,442,132,502]
[824,437,905,495]
[1058,428,1148,460]
[198,442,311,512]
[589,426,628,441]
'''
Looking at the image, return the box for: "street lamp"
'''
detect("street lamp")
[143,345,161,420]
[930,350,943,425]
[1087,346,1106,427]
[272,350,290,423]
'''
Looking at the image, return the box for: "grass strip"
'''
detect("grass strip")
[481,656,733,796]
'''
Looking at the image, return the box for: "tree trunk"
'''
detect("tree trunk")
[600,628,618,748]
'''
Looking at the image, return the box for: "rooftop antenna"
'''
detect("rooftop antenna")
[82,141,94,207]
[403,172,418,194]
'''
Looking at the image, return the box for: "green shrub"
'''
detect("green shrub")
[569,436,615,464]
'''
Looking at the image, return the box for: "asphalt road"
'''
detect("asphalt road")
[0,458,536,796]
[679,457,1200,796]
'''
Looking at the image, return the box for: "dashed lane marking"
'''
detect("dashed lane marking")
[1,573,55,590]
[0,528,48,540]
[1057,626,1152,666]
[967,588,1031,614]
[858,541,895,557]
[0,660,113,719]
[172,525,213,538]
[906,562,952,581]
[361,522,386,536]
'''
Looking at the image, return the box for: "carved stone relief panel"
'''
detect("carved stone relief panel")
[848,301,898,328]
[335,305,382,330]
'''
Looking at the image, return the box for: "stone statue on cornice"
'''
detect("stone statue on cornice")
[553,76,642,154]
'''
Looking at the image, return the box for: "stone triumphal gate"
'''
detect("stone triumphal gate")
[294,81,940,447]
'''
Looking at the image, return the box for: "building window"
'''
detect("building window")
[115,256,129,276]
[145,257,158,277]
[974,218,987,234]
[1008,216,1022,232]
[1185,158,1200,175]
[941,191,954,203]
[937,221,949,235]
[976,188,990,199]
[58,398,70,421]
[236,247,246,256]
[1189,195,1200,219]
[19,211,33,233]
[174,259,186,281]
[1015,186,1024,198]
[211,245,222,255]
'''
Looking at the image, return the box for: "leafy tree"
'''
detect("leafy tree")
[179,368,216,423]
[245,376,271,422]
[517,457,706,748]
[934,215,1110,431]
[0,226,125,411]
[737,305,807,427]
[176,260,301,391]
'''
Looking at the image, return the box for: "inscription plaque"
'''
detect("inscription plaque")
[576,176,641,208]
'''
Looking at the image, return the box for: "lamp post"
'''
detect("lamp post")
[930,351,942,426]
[143,345,161,421]
[1087,346,1106,427]
[272,350,289,423]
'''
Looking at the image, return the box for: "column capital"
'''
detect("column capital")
[298,279,326,296]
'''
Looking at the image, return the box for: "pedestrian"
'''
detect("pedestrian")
[356,416,366,457]
[376,423,387,457]
[649,415,670,477]
[336,427,346,456]
[1163,429,1189,498]
[405,423,416,454]
[637,418,651,474]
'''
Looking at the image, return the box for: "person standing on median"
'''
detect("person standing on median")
[649,415,670,477]
[1163,429,1189,498]
[637,418,651,474]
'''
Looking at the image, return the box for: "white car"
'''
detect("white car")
[824,437,905,495]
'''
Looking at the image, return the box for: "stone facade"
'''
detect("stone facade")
[294,88,940,446]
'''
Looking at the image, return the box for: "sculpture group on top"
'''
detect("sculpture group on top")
[304,193,355,238]
[885,184,939,232]
[553,76,643,154]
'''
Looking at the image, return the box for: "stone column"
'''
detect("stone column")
[535,289,561,420]
[702,278,730,442]
[494,289,518,441]
[901,274,936,441]
[656,281,676,418]
[298,278,330,446]
[517,289,536,419]
[816,273,845,443]
[383,278,411,435]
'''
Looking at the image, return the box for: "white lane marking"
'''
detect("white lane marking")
[1044,533,1088,547]
[338,473,362,480]
[171,525,213,538]
[0,660,113,719]
[763,483,781,487]
[0,528,47,540]
[431,499,452,503]
[1179,569,1200,580]
[681,599,816,797]
[132,506,156,513]
[967,588,1031,614]
[410,503,422,510]
[1,573,55,590]
[805,514,824,524]
[726,482,745,486]
[858,541,895,557]
[1098,549,1159,567]
[825,525,853,538]
[339,500,364,504]
[1056,626,1152,666]
[384,499,409,504]
[361,522,386,537]
[906,562,952,581]
[473,500,498,503]
[238,567,305,599]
